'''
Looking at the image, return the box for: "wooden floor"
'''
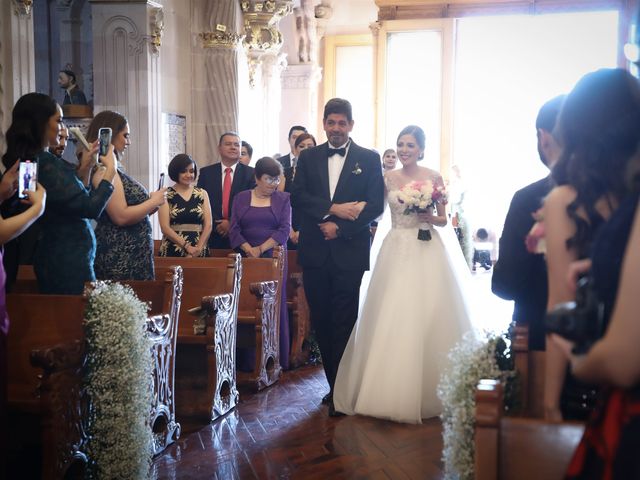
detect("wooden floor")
[151,365,444,479]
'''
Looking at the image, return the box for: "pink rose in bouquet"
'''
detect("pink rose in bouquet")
[396,180,448,240]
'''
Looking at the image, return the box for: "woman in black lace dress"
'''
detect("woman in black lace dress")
[159,154,212,257]
[87,111,167,281]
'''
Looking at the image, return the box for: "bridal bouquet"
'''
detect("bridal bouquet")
[397,180,448,241]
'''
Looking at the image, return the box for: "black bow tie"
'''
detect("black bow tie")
[328,147,347,157]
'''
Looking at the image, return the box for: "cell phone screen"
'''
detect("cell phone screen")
[18,160,38,199]
[98,127,112,156]
[158,173,165,190]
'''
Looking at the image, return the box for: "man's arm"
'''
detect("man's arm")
[492,190,535,301]
[333,152,384,239]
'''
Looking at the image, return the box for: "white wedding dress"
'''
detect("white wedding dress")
[333,177,474,424]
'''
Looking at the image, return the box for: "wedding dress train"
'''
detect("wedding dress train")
[333,180,474,424]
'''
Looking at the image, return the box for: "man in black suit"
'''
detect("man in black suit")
[492,95,565,351]
[291,98,384,416]
[279,125,307,170]
[197,132,255,250]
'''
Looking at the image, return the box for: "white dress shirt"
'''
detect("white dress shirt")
[220,162,237,192]
[328,141,350,200]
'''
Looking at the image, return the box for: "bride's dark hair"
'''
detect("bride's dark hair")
[397,125,426,159]
[552,68,640,257]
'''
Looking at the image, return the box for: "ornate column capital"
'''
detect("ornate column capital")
[369,21,382,37]
[13,0,33,16]
[240,1,293,87]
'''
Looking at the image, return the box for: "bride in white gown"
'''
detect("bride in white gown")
[333,125,473,424]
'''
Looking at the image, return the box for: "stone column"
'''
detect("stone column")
[0,0,36,155]
[191,0,243,166]
[90,0,164,191]
[240,1,293,158]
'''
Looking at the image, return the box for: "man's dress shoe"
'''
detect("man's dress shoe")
[322,393,332,405]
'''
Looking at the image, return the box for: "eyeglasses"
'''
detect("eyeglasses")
[262,175,281,186]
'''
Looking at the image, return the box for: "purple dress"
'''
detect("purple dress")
[229,190,292,370]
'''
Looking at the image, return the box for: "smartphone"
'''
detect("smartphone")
[98,127,112,156]
[158,173,165,190]
[69,126,91,151]
[18,160,37,199]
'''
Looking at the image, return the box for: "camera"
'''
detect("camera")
[545,276,606,354]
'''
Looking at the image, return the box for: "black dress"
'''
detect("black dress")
[33,151,114,294]
[94,169,154,281]
[159,187,209,257]
[566,192,640,480]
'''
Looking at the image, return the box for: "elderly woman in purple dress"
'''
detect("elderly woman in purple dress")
[229,156,292,370]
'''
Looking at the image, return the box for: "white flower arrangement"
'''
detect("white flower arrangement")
[84,281,154,480]
[437,331,516,480]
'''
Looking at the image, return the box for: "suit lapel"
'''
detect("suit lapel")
[213,164,223,218]
[333,141,359,201]
[317,143,331,200]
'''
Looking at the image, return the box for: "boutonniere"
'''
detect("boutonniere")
[352,163,362,175]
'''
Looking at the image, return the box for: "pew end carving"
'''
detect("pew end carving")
[123,266,184,455]
[155,253,241,422]
[236,246,284,391]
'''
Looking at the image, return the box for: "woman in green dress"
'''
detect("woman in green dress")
[1,93,117,294]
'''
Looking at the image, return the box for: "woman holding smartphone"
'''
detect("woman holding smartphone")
[87,111,167,281]
[2,93,117,294]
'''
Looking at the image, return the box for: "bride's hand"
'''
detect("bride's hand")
[417,210,436,224]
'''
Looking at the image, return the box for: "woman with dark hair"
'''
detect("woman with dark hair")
[540,69,640,478]
[87,110,167,280]
[2,93,116,294]
[282,133,316,248]
[240,141,253,166]
[158,154,212,257]
[229,156,292,369]
[543,68,640,425]
[333,125,473,424]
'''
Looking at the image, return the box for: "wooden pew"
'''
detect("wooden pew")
[211,247,312,370]
[474,326,585,480]
[154,254,242,421]
[8,267,183,478]
[122,268,183,455]
[235,247,284,390]
[286,249,311,368]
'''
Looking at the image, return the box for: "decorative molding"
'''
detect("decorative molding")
[199,24,243,49]
[315,0,334,20]
[148,5,164,54]
[281,63,322,89]
[12,0,33,16]
[369,20,382,37]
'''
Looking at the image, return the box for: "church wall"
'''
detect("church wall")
[156,0,193,169]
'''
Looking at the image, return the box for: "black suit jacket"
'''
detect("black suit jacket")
[279,153,292,170]
[492,176,552,351]
[291,140,384,271]
[197,162,256,249]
